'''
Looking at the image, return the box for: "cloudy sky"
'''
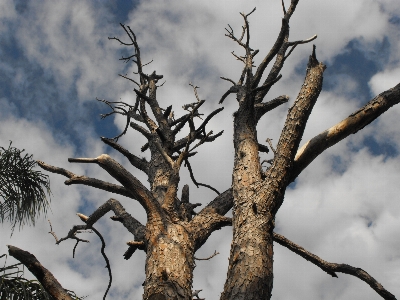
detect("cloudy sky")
[1,0,400,299]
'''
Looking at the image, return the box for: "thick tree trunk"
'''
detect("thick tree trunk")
[143,220,195,300]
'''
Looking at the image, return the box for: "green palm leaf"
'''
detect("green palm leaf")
[0,142,51,230]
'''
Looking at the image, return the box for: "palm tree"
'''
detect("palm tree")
[0,143,83,299]
[0,142,51,231]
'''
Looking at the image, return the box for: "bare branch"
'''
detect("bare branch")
[220,76,236,85]
[130,121,152,138]
[68,154,160,215]
[7,245,74,300]
[91,227,112,300]
[281,0,287,14]
[273,233,397,300]
[291,82,400,182]
[285,34,317,60]
[194,250,220,261]
[185,159,220,195]
[189,82,202,102]
[255,94,289,121]
[118,74,140,86]
[267,46,325,214]
[83,198,146,241]
[37,160,134,198]
[172,100,205,136]
[101,137,149,174]
[190,211,232,251]
[219,85,239,104]
[197,188,233,219]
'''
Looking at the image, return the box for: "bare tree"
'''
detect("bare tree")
[8,2,399,300]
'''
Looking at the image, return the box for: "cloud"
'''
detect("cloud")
[1,0,399,299]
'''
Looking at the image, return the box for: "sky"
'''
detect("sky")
[0,0,400,299]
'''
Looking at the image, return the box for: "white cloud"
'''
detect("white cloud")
[1,0,400,299]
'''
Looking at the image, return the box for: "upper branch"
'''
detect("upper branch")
[273,233,397,300]
[291,82,400,182]
[266,46,325,213]
[252,0,299,89]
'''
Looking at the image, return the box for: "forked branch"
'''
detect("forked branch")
[67,154,161,216]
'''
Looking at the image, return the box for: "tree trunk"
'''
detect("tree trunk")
[143,220,195,300]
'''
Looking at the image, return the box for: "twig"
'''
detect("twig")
[194,250,219,261]
[185,159,220,195]
[91,227,112,300]
[266,138,276,155]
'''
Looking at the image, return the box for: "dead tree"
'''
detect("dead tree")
[8,1,399,300]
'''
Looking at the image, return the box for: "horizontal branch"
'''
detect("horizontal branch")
[273,233,396,300]
[8,245,73,300]
[255,95,289,122]
[173,130,224,153]
[189,212,232,252]
[197,188,233,218]
[37,161,134,199]
[291,82,400,182]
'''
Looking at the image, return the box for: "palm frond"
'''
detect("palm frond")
[0,142,51,230]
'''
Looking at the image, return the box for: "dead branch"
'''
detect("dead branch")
[255,95,289,121]
[194,250,219,261]
[68,154,160,216]
[185,159,220,195]
[7,245,74,300]
[83,198,146,241]
[291,82,400,182]
[267,46,325,214]
[273,233,396,300]
[91,227,112,300]
[37,160,133,198]
[101,137,149,174]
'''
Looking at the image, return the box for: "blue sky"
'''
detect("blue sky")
[1,0,400,299]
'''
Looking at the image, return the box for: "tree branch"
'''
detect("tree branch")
[252,0,299,89]
[81,198,146,241]
[101,137,149,174]
[266,46,325,214]
[7,245,74,300]
[273,233,397,300]
[37,160,134,199]
[190,211,232,252]
[68,154,161,216]
[291,82,400,182]
[255,95,289,122]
